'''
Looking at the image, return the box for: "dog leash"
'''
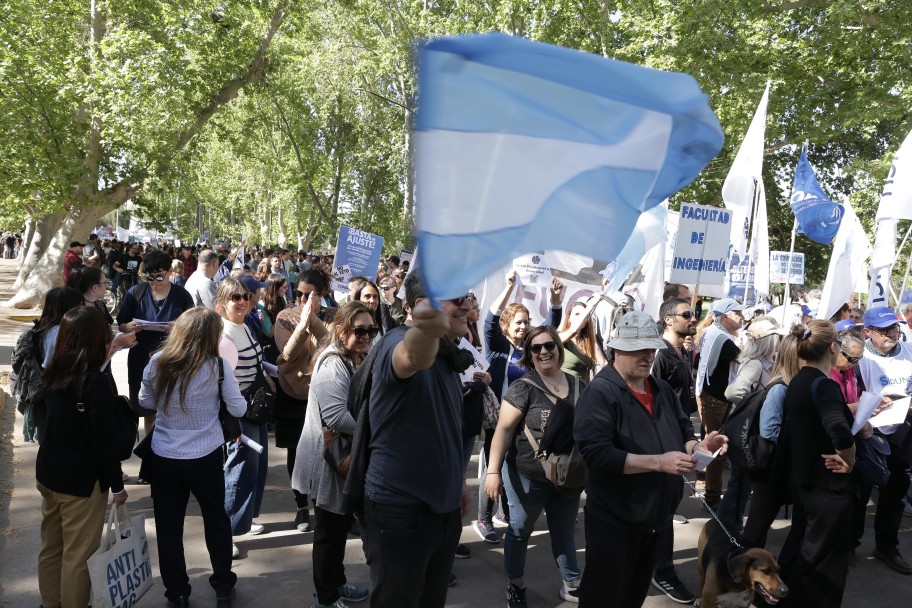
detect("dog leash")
[684,477,743,549]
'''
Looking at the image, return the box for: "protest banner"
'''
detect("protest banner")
[332,225,384,296]
[669,203,731,286]
[727,251,756,302]
[399,249,414,264]
[769,251,805,284]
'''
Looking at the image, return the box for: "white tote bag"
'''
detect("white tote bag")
[87,505,154,608]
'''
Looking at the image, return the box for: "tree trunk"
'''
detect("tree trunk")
[18,215,36,267]
[13,212,64,291]
[7,204,112,308]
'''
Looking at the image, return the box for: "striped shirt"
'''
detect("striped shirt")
[138,356,247,459]
[220,319,263,393]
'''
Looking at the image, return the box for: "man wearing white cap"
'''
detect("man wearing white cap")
[694,298,745,510]
[574,311,727,607]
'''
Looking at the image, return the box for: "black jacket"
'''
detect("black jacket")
[574,364,696,532]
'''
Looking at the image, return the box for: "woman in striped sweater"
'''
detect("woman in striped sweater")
[216,277,270,559]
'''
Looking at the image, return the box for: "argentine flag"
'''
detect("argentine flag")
[414,33,724,301]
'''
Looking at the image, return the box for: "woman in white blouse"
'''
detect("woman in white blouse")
[139,307,247,607]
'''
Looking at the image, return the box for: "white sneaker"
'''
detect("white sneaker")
[231,543,240,559]
[560,578,581,603]
[248,522,265,535]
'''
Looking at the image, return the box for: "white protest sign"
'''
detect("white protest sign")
[457,337,490,383]
[769,251,805,284]
[331,263,352,297]
[669,203,731,285]
[399,249,414,263]
[513,253,553,287]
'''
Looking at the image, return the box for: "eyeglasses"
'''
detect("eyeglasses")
[670,311,695,320]
[147,272,167,281]
[352,326,379,339]
[381,285,396,291]
[871,324,900,336]
[530,340,557,354]
[229,292,252,302]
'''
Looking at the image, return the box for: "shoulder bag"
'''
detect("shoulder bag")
[519,376,587,488]
[318,351,355,478]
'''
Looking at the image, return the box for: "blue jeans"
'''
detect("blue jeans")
[718,462,752,536]
[224,418,268,535]
[502,462,581,582]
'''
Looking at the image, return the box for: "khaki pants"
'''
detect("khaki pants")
[696,393,731,504]
[37,481,108,608]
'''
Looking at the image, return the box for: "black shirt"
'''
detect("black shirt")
[652,339,696,414]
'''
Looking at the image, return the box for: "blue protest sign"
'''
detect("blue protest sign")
[332,226,384,293]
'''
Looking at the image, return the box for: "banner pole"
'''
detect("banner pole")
[743,178,761,305]
[782,219,798,326]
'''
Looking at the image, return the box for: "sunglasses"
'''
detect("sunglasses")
[670,311,695,320]
[352,326,379,340]
[229,292,252,302]
[146,272,168,281]
[381,285,396,291]
[530,340,557,354]
[841,351,861,364]
[293,290,312,300]
[447,295,471,306]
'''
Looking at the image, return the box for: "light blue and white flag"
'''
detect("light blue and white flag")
[790,145,843,245]
[414,33,724,301]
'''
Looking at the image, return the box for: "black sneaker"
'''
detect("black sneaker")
[448,572,457,587]
[455,543,471,559]
[651,575,696,604]
[506,583,527,608]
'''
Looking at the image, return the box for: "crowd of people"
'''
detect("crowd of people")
[10,235,912,608]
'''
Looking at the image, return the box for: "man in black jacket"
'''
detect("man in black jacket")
[574,311,727,608]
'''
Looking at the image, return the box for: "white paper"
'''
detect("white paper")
[513,253,553,287]
[133,318,170,332]
[852,391,882,434]
[869,396,911,429]
[456,337,489,383]
[262,361,279,378]
[693,445,723,472]
[331,263,352,297]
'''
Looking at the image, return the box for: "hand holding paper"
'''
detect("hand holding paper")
[694,445,724,472]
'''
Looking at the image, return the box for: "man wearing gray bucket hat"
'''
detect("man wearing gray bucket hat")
[574,311,728,607]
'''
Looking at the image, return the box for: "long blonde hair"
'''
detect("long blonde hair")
[152,307,223,412]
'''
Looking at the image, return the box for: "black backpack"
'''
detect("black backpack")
[723,379,785,473]
[11,325,45,408]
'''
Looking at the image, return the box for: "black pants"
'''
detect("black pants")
[874,453,911,551]
[286,448,309,509]
[149,447,237,600]
[743,475,785,549]
[579,509,658,608]
[778,485,852,608]
[313,506,355,605]
[362,499,461,608]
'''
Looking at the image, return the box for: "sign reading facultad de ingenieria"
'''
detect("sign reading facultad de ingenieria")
[769,251,805,284]
[332,226,385,291]
[669,203,731,285]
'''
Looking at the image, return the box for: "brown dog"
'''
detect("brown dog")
[696,519,789,607]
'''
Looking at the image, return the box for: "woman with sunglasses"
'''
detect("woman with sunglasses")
[353,279,395,340]
[272,274,330,532]
[485,326,585,606]
[476,271,564,542]
[378,277,405,328]
[117,249,194,439]
[830,327,864,412]
[292,302,376,608]
[215,277,271,556]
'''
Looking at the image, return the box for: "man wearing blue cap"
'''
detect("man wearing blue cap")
[694,298,744,511]
[856,306,912,574]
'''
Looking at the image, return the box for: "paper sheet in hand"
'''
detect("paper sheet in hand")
[852,391,881,434]
[694,445,723,472]
[262,361,279,378]
[134,318,170,332]
[869,395,911,429]
[513,254,553,288]
[457,337,489,383]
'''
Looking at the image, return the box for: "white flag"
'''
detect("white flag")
[818,201,872,320]
[722,82,771,255]
[875,127,912,221]
[868,218,897,307]
[233,245,246,271]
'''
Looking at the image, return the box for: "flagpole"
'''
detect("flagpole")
[743,178,760,305]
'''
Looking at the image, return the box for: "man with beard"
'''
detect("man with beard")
[856,306,912,574]
[648,297,699,604]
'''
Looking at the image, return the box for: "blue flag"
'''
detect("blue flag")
[790,145,843,245]
[413,33,724,301]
